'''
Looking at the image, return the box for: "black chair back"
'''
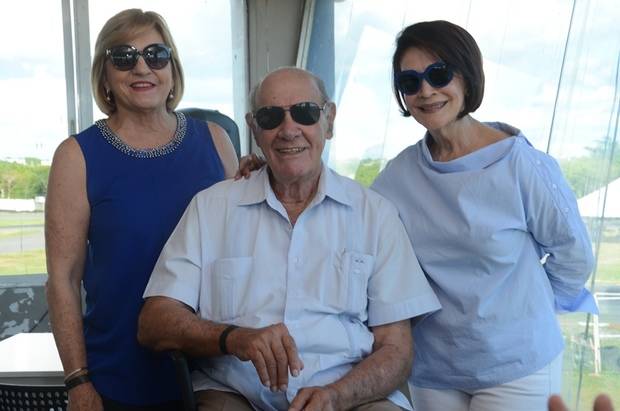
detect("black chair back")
[178,108,241,159]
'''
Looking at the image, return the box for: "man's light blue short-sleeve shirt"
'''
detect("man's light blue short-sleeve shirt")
[372,122,596,390]
[145,164,440,410]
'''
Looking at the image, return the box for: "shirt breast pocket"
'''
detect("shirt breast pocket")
[339,251,375,315]
[209,257,253,322]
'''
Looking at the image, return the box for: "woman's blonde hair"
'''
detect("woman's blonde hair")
[91,9,184,115]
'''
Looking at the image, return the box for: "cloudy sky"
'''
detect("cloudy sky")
[330,0,620,165]
[0,0,618,167]
[0,0,233,161]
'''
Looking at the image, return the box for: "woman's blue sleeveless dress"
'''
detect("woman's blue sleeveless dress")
[74,112,225,405]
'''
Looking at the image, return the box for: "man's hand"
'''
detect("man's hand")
[67,383,103,411]
[227,323,303,392]
[234,153,266,180]
[548,394,614,411]
[288,386,340,411]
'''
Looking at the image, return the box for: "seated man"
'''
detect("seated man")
[138,67,440,411]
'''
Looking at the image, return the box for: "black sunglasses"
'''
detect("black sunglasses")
[253,102,327,130]
[106,43,172,71]
[397,62,454,95]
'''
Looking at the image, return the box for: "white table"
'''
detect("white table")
[0,332,64,386]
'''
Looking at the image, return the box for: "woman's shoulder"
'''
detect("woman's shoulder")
[509,133,559,169]
[378,141,421,180]
[384,140,423,170]
[483,122,554,165]
[71,121,106,149]
[501,129,569,191]
[53,135,83,163]
[371,142,422,194]
[53,121,103,162]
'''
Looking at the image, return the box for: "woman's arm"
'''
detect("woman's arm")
[45,137,102,410]
[522,151,595,312]
[208,121,239,179]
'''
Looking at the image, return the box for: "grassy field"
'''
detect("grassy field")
[0,227,41,240]
[0,210,43,227]
[0,249,46,275]
[0,211,45,275]
[596,242,620,284]
[563,371,620,410]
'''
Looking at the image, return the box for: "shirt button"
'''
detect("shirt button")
[552,184,557,189]
[536,160,541,165]
[563,207,569,213]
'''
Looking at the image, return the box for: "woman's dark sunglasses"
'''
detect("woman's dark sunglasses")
[397,62,454,95]
[253,102,326,130]
[106,43,172,71]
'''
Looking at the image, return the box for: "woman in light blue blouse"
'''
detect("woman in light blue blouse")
[371,20,597,411]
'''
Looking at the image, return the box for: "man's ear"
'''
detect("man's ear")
[245,112,256,131]
[325,102,336,140]
[246,112,261,147]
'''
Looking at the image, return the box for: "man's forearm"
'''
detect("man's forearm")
[138,296,227,356]
[327,320,412,409]
[139,298,303,392]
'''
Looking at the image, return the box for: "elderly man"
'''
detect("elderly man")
[138,67,440,411]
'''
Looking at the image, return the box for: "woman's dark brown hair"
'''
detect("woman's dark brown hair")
[392,20,484,118]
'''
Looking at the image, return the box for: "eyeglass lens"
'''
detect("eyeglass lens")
[255,102,323,130]
[398,63,453,95]
[108,43,171,71]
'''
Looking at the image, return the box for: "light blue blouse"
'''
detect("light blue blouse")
[371,122,596,389]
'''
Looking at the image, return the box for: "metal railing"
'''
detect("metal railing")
[592,292,620,374]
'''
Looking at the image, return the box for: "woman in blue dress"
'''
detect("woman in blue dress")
[45,9,238,411]
[371,20,596,411]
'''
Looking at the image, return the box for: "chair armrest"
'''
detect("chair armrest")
[170,350,197,411]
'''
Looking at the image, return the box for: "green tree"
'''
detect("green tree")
[0,160,50,199]
[24,157,42,166]
[354,158,382,187]
[560,138,620,198]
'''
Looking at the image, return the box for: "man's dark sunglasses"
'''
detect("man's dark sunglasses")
[106,43,172,71]
[397,62,454,95]
[253,102,327,130]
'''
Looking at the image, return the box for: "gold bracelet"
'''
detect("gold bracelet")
[64,367,88,382]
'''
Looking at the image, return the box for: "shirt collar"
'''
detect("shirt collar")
[421,122,522,173]
[238,166,269,206]
[238,162,352,208]
[316,162,353,207]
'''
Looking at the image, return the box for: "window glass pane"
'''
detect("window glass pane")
[329,0,620,407]
[0,0,239,278]
[0,1,65,276]
[89,0,235,122]
[331,0,573,180]
[551,0,620,407]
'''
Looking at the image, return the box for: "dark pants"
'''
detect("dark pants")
[101,396,184,411]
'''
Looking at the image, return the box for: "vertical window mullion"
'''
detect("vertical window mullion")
[61,0,77,136]
[73,0,93,132]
